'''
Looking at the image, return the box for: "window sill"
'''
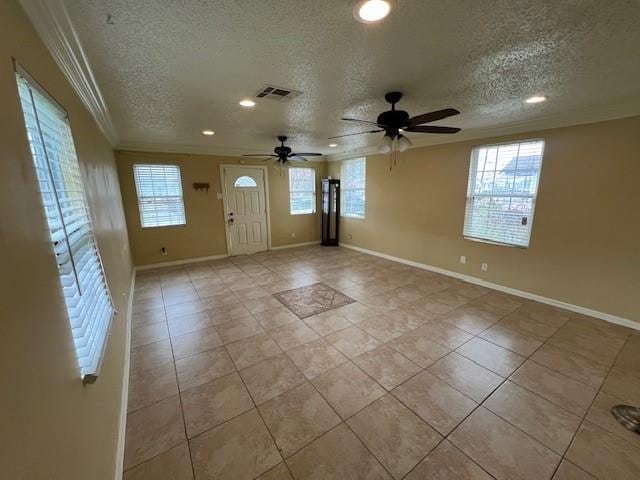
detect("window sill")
[463,236,528,249]
[290,212,316,216]
[341,214,365,220]
[141,223,187,230]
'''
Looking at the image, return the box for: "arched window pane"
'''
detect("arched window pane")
[234,176,257,187]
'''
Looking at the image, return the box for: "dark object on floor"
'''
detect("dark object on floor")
[611,405,640,435]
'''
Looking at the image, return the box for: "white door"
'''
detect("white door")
[222,166,269,255]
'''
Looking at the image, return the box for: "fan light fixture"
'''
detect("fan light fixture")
[397,135,412,152]
[525,95,546,104]
[354,0,392,23]
[239,99,256,108]
[329,143,338,147]
[202,129,215,136]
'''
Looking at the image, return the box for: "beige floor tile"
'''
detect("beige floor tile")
[414,322,473,349]
[601,368,640,404]
[303,312,352,336]
[257,463,293,480]
[510,361,598,416]
[347,394,442,479]
[354,345,421,391]
[393,370,477,436]
[167,311,212,338]
[585,391,640,448]
[130,339,173,376]
[428,353,504,402]
[254,306,300,330]
[327,301,377,323]
[123,443,193,480]
[548,321,627,366]
[474,292,523,314]
[226,332,282,369]
[565,421,640,480]
[181,372,254,438]
[216,316,265,344]
[411,296,458,315]
[479,324,543,356]
[456,337,525,377]
[552,460,596,480]
[484,381,581,454]
[124,395,186,470]
[164,289,200,307]
[449,407,560,480]
[190,409,281,479]
[132,306,167,329]
[515,302,571,328]
[165,299,207,320]
[128,361,178,412]
[614,334,640,377]
[240,353,307,404]
[405,440,492,480]
[286,339,348,379]
[243,296,284,315]
[200,291,242,309]
[530,344,609,389]
[171,326,223,360]
[259,383,341,457]
[132,322,170,348]
[286,423,390,479]
[358,313,413,342]
[269,321,320,351]
[426,289,471,308]
[208,303,251,325]
[438,306,500,335]
[325,326,382,359]
[133,295,165,314]
[387,331,451,368]
[498,311,559,340]
[175,347,236,391]
[312,362,385,419]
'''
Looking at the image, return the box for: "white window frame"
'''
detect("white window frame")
[340,157,366,219]
[133,164,186,228]
[15,65,114,383]
[288,167,316,215]
[463,139,545,248]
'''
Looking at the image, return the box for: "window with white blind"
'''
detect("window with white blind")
[289,168,316,215]
[133,164,186,228]
[16,68,114,383]
[341,158,366,218]
[463,140,545,248]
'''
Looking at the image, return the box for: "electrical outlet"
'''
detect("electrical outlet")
[161,247,168,256]
[348,234,353,240]
[460,255,466,264]
[481,262,488,272]
[291,232,296,238]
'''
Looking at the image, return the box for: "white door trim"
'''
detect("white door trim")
[219,164,272,256]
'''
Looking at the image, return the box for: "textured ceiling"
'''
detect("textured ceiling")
[63,0,640,157]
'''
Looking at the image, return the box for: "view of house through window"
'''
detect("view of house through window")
[341,158,366,218]
[289,167,316,214]
[133,164,186,228]
[463,140,545,247]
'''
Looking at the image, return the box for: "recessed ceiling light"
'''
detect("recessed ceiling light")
[239,99,256,108]
[525,95,546,104]
[329,143,338,148]
[202,129,215,136]
[354,0,392,23]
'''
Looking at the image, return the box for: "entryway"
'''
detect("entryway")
[220,165,270,256]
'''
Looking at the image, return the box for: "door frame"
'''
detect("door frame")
[219,164,272,256]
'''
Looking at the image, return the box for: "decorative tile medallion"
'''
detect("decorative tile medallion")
[274,283,355,319]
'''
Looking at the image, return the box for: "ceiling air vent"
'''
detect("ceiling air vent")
[255,85,302,102]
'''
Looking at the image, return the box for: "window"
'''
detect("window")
[463,140,545,247]
[289,168,316,214]
[16,69,114,382]
[341,158,366,218]
[133,164,186,228]
[234,176,257,188]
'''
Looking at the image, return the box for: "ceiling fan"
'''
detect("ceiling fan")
[242,136,322,167]
[331,92,461,154]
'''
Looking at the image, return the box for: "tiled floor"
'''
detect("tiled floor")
[123,245,640,480]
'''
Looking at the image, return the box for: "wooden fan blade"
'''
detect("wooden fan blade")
[329,129,384,139]
[289,156,309,162]
[291,153,322,156]
[404,125,461,134]
[243,154,277,157]
[342,117,387,127]
[406,108,460,127]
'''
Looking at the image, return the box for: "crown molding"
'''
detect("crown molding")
[20,0,119,146]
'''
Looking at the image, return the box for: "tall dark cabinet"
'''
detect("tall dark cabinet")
[321,178,340,246]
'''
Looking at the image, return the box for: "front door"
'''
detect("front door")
[222,166,269,255]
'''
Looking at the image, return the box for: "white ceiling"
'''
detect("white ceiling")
[62,0,640,158]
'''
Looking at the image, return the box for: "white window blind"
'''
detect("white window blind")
[463,140,545,247]
[289,168,316,214]
[341,158,366,218]
[16,69,114,383]
[133,164,186,228]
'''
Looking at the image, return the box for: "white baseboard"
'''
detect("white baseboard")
[341,243,639,331]
[135,253,229,271]
[270,240,321,251]
[115,270,136,479]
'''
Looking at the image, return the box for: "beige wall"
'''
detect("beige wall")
[116,151,326,266]
[329,116,640,322]
[0,2,133,479]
